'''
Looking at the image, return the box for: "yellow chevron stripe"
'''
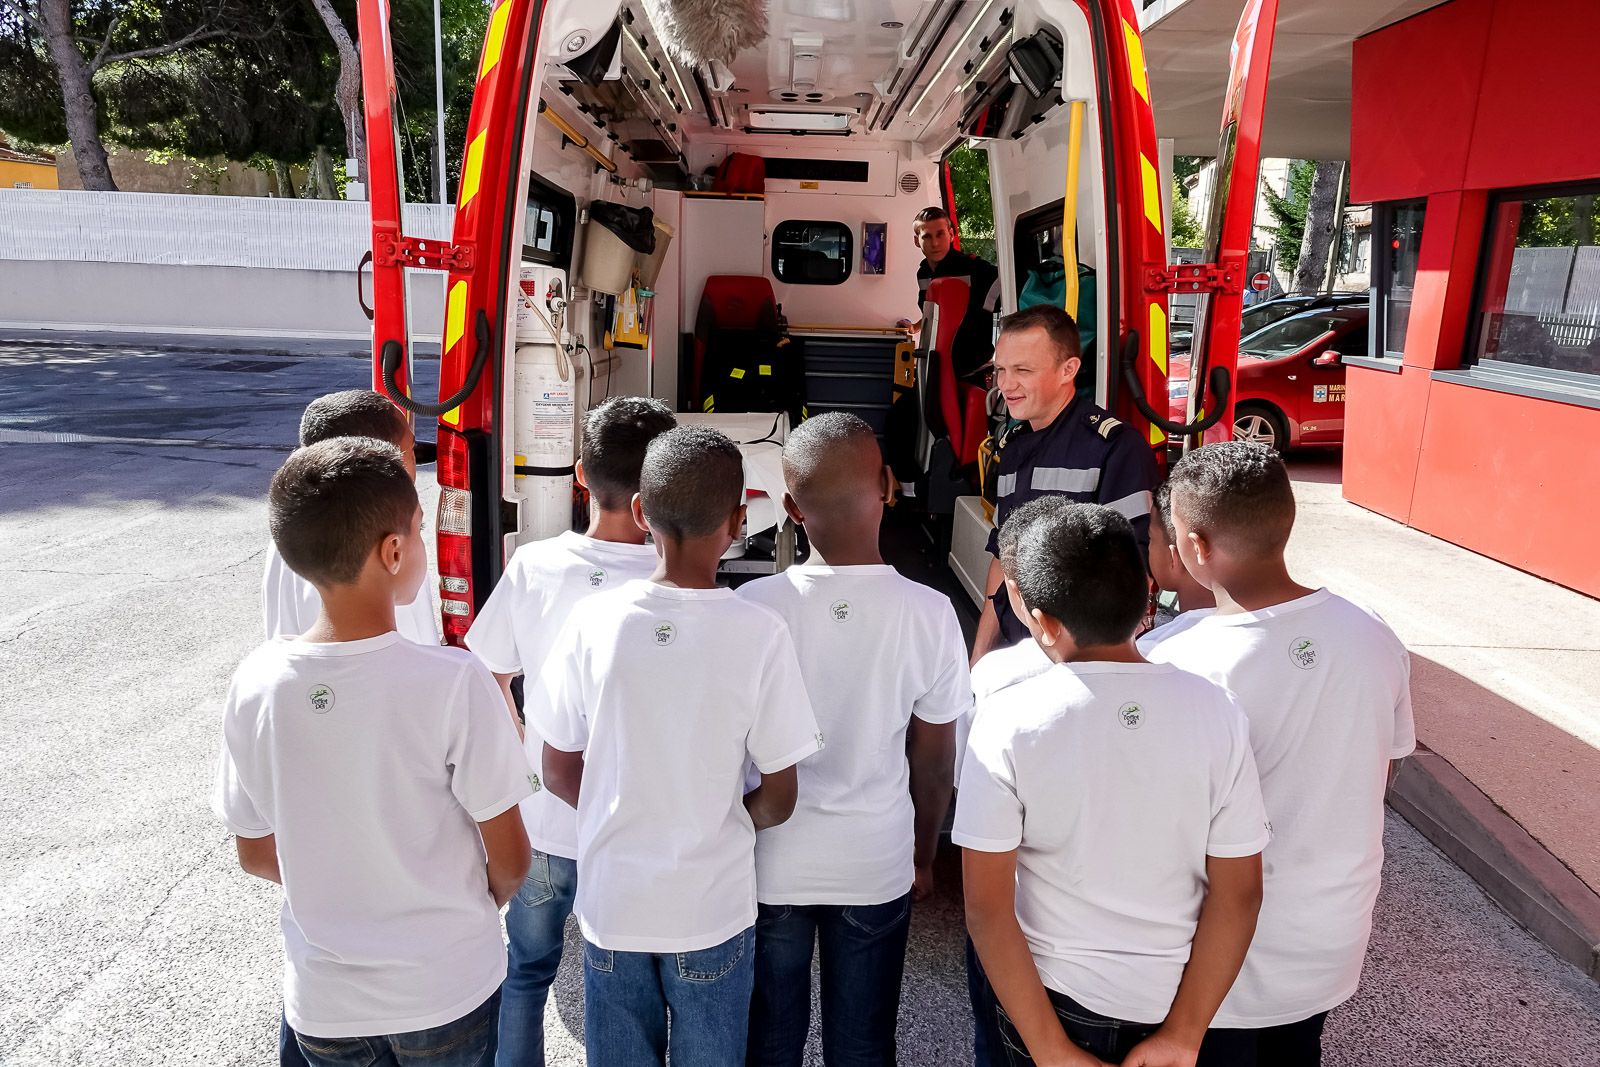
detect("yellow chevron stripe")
[479,2,511,81]
[460,130,485,209]
[1141,154,1162,235]
[1123,20,1149,104]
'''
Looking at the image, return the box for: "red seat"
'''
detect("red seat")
[922,275,989,469]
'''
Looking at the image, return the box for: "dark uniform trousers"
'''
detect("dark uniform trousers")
[986,393,1161,644]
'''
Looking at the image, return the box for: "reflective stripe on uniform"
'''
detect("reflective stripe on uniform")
[982,277,1003,312]
[997,473,1018,497]
[1105,490,1153,520]
[1032,467,1101,493]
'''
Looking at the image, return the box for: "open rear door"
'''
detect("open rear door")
[1184,0,1279,445]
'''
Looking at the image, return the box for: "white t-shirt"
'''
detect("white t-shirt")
[954,661,1270,1025]
[212,634,533,1038]
[466,531,661,859]
[959,637,1053,782]
[1144,588,1415,1027]
[262,542,440,645]
[737,564,971,905]
[1135,607,1214,656]
[530,581,822,952]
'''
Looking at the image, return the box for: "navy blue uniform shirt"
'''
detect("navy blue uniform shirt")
[986,392,1161,643]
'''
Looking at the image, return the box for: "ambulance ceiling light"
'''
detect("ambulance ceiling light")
[746,110,852,132]
[907,0,1001,119]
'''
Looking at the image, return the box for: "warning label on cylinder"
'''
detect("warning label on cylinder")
[531,387,573,439]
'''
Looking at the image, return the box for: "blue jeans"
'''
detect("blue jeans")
[1197,1011,1330,1067]
[582,926,755,1067]
[282,1011,312,1066]
[497,850,579,1067]
[996,989,1156,1065]
[966,937,1005,1067]
[293,989,500,1067]
[747,894,913,1067]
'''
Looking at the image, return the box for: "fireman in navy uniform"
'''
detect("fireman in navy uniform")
[897,206,1002,380]
[970,304,1161,662]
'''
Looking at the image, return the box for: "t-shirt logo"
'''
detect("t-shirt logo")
[1289,637,1319,670]
[829,599,851,623]
[587,567,607,588]
[308,684,335,714]
[815,731,826,749]
[1118,702,1143,730]
[653,621,677,646]
[528,772,542,793]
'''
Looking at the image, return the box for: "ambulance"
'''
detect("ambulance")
[355,0,1278,643]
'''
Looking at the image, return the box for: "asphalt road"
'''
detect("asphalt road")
[2,331,1597,1065]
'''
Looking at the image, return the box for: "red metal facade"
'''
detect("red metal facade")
[1345,0,1600,597]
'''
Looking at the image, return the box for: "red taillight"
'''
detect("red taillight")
[435,428,474,645]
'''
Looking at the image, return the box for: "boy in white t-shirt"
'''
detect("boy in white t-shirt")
[736,413,971,1066]
[263,390,439,645]
[956,500,1270,1067]
[464,396,675,1067]
[214,438,533,1066]
[1138,481,1216,650]
[529,426,822,1067]
[1142,443,1415,1065]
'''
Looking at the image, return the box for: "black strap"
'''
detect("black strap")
[515,463,576,477]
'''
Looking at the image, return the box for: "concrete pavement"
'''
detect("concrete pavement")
[1,333,1596,1064]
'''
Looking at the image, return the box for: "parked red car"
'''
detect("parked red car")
[1169,307,1370,451]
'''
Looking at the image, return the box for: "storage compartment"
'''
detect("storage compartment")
[793,330,903,443]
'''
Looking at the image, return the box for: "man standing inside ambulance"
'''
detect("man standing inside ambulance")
[969,304,1160,664]
[899,206,1002,380]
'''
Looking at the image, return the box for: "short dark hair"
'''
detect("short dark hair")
[269,437,419,586]
[913,206,952,227]
[299,390,409,448]
[1152,480,1175,544]
[582,396,677,510]
[781,412,882,514]
[1167,441,1294,557]
[997,495,1062,578]
[639,425,745,540]
[998,304,1082,364]
[1012,502,1147,647]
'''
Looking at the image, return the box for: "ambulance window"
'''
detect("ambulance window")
[1014,201,1068,311]
[1469,183,1600,382]
[772,220,852,285]
[1375,200,1425,358]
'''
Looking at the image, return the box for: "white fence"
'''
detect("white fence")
[0,189,454,340]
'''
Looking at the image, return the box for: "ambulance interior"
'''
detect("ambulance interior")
[488,0,1140,609]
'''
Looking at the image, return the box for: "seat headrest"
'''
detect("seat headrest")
[700,275,778,330]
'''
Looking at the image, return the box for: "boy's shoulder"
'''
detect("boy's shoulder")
[973,639,1052,701]
[740,565,952,617]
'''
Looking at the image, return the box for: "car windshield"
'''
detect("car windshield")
[1240,314,1346,358]
[1240,301,1305,335]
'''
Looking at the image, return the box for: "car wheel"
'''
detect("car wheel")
[1233,404,1288,452]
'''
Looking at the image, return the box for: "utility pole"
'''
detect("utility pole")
[433,0,448,204]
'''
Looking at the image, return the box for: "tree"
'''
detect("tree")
[1171,180,1204,248]
[305,0,364,177]
[1292,160,1343,294]
[1,0,274,190]
[945,144,996,262]
[1261,159,1315,276]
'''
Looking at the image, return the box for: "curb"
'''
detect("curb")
[1390,747,1600,981]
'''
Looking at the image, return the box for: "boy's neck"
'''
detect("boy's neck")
[1209,556,1317,615]
[1045,637,1145,665]
[301,586,399,643]
[650,536,726,590]
[1176,577,1217,614]
[586,506,649,546]
[802,519,884,568]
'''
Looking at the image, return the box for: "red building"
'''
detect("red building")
[1345,0,1600,597]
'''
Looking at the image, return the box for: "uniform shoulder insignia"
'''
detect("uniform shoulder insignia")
[1096,416,1123,440]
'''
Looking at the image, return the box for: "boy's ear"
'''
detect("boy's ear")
[781,492,805,527]
[379,532,403,576]
[727,502,748,539]
[1030,607,1067,649]
[880,464,896,506]
[631,492,649,534]
[1187,528,1211,566]
[574,459,589,490]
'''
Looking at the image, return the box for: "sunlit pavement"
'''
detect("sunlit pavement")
[2,332,1595,1065]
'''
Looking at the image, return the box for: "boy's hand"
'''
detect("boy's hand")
[913,863,935,901]
[1121,1031,1200,1067]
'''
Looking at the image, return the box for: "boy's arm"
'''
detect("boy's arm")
[543,743,585,810]
[493,671,525,741]
[971,558,1006,666]
[964,848,1108,1067]
[234,834,281,885]
[477,806,532,908]
[1123,853,1263,1067]
[907,718,955,899]
[744,764,799,831]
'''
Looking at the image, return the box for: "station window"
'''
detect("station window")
[772,220,852,285]
[1469,183,1600,381]
[1374,200,1425,359]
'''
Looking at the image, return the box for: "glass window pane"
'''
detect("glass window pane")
[1473,187,1600,379]
[772,220,852,285]
[1384,202,1425,357]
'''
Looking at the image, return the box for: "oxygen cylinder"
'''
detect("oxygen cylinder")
[512,341,574,541]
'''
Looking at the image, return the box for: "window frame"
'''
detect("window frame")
[1012,198,1067,296]
[522,172,576,270]
[1460,179,1600,396]
[770,218,853,286]
[1372,198,1427,361]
